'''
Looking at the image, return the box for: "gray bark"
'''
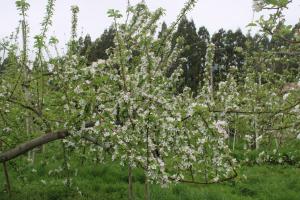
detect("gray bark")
[0,130,69,163]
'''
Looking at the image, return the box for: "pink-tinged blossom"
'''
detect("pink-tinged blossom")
[214,120,229,139]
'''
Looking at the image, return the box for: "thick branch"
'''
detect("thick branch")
[0,130,69,163]
[0,122,95,163]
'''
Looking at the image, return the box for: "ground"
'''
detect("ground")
[1,149,300,200]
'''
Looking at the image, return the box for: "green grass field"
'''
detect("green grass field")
[1,151,300,200]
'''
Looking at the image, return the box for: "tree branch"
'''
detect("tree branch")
[0,122,96,163]
[0,129,69,163]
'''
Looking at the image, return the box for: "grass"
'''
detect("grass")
[0,144,300,200]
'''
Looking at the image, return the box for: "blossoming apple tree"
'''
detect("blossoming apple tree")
[0,0,299,198]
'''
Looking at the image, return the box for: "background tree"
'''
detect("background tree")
[212,29,246,83]
[86,26,115,64]
[197,26,210,86]
[171,17,202,94]
[78,34,92,58]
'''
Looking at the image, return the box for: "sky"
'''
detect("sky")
[0,0,299,47]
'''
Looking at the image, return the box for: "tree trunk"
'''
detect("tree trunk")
[128,165,133,200]
[144,175,150,200]
[3,162,11,197]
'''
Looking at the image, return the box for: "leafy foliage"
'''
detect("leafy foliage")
[0,0,299,198]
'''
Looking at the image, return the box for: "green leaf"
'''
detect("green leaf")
[107,9,123,18]
[247,22,257,27]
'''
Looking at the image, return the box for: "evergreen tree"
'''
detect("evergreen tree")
[212,29,246,83]
[171,17,202,94]
[211,28,227,82]
[158,22,168,39]
[197,26,210,86]
[86,26,115,64]
[79,34,92,57]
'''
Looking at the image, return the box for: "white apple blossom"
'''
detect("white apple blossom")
[252,0,265,12]
[214,120,228,138]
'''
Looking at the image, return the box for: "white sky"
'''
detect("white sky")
[0,0,299,46]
